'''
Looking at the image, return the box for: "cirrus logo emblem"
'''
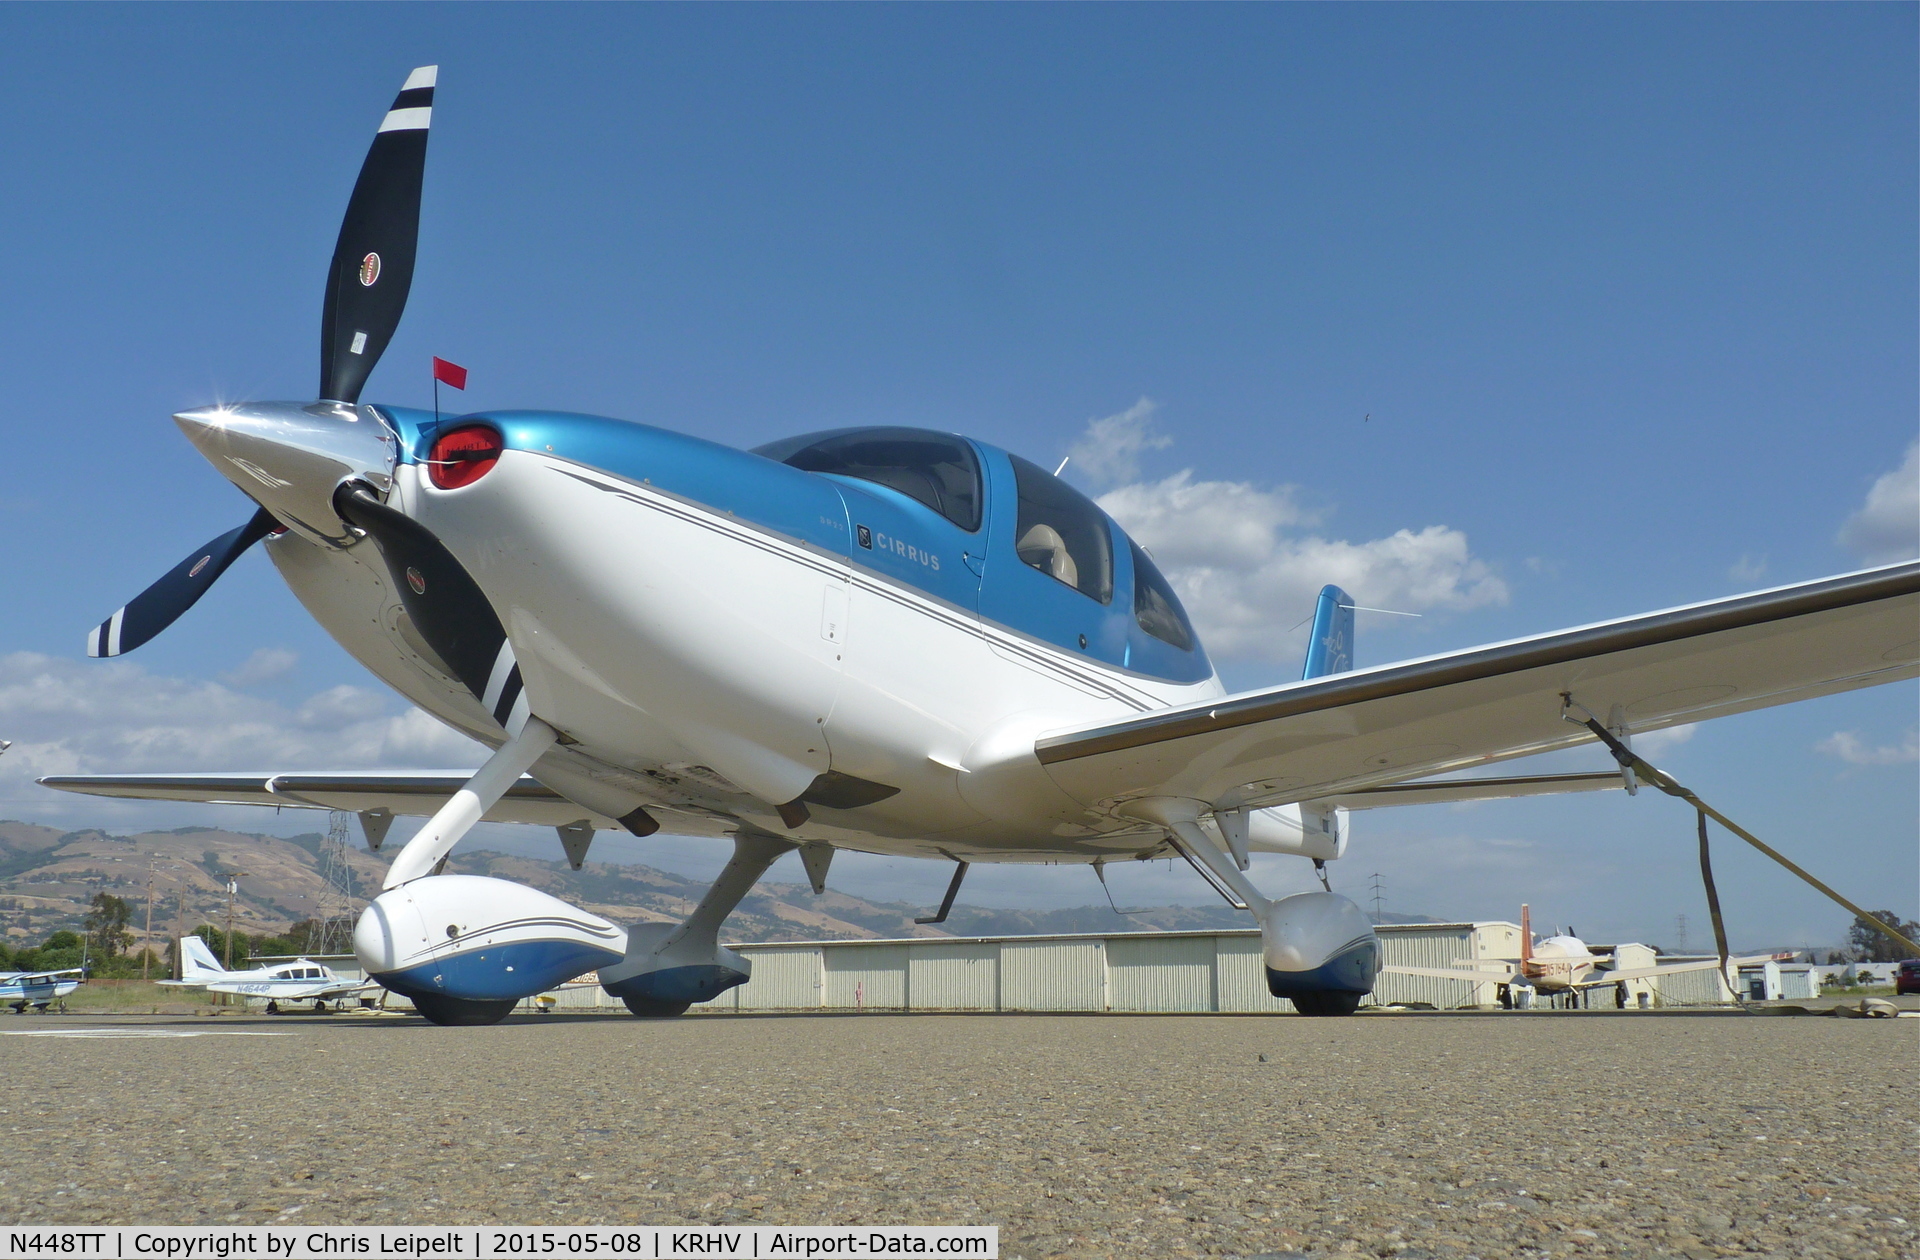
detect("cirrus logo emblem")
[359,252,381,286]
[406,567,426,595]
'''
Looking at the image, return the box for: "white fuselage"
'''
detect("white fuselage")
[267,448,1273,863]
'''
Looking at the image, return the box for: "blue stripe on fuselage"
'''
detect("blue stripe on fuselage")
[381,407,854,559]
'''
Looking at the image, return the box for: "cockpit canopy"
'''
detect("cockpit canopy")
[754,423,1206,679]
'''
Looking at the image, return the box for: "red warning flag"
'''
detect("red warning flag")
[432,357,469,390]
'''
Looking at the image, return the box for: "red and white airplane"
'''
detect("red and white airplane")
[1386,905,1770,1008]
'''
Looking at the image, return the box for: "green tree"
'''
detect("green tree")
[33,930,84,971]
[85,892,134,959]
[1848,911,1920,963]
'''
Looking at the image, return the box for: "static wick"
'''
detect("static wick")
[1053,456,1071,476]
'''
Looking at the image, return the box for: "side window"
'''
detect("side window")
[1131,541,1195,651]
[753,428,982,531]
[1010,455,1113,604]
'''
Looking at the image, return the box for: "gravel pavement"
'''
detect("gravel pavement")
[1,1009,1913,1259]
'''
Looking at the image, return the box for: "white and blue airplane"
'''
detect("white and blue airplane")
[159,936,374,1013]
[2,968,85,1014]
[43,68,1919,1025]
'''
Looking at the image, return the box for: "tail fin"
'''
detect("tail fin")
[1520,905,1533,964]
[1301,585,1354,680]
[180,934,223,978]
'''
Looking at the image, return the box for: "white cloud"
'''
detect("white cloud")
[1816,729,1918,767]
[1728,554,1767,585]
[0,651,486,819]
[1064,397,1173,488]
[1837,442,1919,565]
[219,647,298,687]
[1634,723,1696,757]
[1085,409,1508,662]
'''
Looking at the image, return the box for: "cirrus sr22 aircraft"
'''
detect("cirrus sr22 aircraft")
[44,68,1920,1024]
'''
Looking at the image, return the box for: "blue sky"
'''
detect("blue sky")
[2,5,1913,950]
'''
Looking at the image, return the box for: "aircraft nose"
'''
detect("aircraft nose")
[173,401,397,543]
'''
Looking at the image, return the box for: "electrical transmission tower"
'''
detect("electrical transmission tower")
[1369,872,1386,923]
[311,810,359,955]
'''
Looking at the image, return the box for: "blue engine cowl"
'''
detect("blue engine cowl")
[354,874,627,1003]
[1261,891,1380,1001]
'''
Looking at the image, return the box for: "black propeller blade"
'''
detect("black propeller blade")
[320,65,437,405]
[86,508,279,658]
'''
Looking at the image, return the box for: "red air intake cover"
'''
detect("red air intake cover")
[427,425,503,490]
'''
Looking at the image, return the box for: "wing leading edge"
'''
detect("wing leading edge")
[36,772,623,830]
[1037,562,1919,811]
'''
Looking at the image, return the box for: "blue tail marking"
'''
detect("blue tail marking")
[1301,584,1354,680]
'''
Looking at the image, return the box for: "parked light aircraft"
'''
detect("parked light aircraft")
[2,968,84,1013]
[42,69,1919,1024]
[1385,904,1769,1008]
[159,936,375,1013]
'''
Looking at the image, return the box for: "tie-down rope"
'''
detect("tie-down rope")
[1574,710,1919,966]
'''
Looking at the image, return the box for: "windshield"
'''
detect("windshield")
[754,428,982,531]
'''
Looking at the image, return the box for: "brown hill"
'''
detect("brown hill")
[0,819,1364,952]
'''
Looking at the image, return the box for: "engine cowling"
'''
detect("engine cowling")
[354,874,627,1005]
[1262,891,1379,1015]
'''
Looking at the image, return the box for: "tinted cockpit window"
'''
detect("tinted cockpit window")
[1010,455,1113,604]
[753,427,982,531]
[1131,541,1195,651]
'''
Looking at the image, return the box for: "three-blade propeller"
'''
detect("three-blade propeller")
[86,67,437,657]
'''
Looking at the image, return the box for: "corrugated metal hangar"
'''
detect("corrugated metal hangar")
[534,920,1681,1014]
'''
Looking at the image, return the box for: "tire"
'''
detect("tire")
[621,995,692,1019]
[1291,990,1364,1017]
[411,993,517,1026]
[266,1001,279,1015]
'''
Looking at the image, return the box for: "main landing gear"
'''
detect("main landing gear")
[1125,798,1380,1017]
[599,830,797,1017]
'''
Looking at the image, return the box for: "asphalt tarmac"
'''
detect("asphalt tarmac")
[1,1009,1913,1259]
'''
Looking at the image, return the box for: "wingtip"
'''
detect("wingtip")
[403,65,439,91]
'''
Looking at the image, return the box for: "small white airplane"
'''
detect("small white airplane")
[2,968,85,1013]
[1386,904,1770,1008]
[159,936,375,1013]
[41,68,1919,1024]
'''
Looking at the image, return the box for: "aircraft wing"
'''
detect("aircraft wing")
[36,771,624,829]
[1568,955,1772,988]
[1383,964,1522,985]
[1036,563,1919,811]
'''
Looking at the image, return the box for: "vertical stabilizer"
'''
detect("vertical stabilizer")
[1301,585,1355,680]
[180,934,223,979]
